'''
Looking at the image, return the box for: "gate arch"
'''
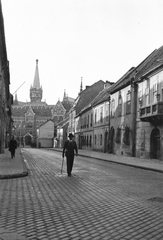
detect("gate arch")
[24,133,33,146]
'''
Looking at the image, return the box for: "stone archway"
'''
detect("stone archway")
[150,128,160,159]
[24,133,33,146]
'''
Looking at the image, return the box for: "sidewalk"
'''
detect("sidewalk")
[0,147,163,179]
[50,147,163,173]
[0,147,29,179]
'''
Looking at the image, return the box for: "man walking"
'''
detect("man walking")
[9,136,17,159]
[62,133,78,177]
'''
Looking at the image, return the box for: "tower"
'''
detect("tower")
[30,59,42,103]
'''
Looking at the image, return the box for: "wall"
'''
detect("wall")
[110,85,133,157]
[136,69,163,160]
[39,121,54,138]
[39,138,53,148]
[93,102,108,152]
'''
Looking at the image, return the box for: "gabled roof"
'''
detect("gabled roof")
[91,83,114,107]
[72,80,105,115]
[53,100,66,112]
[110,46,163,93]
[110,67,135,94]
[135,45,163,81]
[12,104,53,117]
[24,132,33,138]
[38,119,54,128]
[75,83,114,117]
[57,117,69,128]
[25,106,35,116]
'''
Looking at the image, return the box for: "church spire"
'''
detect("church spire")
[15,93,18,101]
[33,59,40,89]
[30,59,42,103]
[80,77,83,92]
[14,93,18,105]
[63,89,66,100]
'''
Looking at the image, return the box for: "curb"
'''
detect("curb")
[0,151,29,180]
[79,153,163,173]
[0,171,29,180]
[49,148,163,174]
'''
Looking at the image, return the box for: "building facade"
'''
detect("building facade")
[136,49,163,160]
[69,45,163,161]
[0,1,12,153]
[12,60,74,146]
[68,80,106,135]
[37,119,54,148]
[74,81,114,151]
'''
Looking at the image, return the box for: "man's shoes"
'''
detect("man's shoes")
[68,173,71,177]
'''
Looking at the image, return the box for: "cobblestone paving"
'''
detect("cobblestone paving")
[0,149,163,240]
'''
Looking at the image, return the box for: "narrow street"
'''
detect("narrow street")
[0,148,163,240]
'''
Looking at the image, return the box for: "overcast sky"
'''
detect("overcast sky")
[2,0,163,104]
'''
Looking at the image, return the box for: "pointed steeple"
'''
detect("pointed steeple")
[15,93,18,101]
[14,93,18,105]
[33,59,40,89]
[30,59,42,103]
[63,89,66,100]
[80,77,83,92]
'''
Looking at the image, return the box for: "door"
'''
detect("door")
[104,131,108,153]
[109,127,115,153]
[150,128,160,159]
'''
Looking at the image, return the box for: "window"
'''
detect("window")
[118,92,122,117]
[111,99,115,118]
[95,110,97,124]
[89,135,92,147]
[84,116,86,128]
[87,115,89,128]
[87,136,88,146]
[153,82,157,103]
[126,90,131,114]
[100,134,102,145]
[105,102,109,121]
[94,135,96,145]
[90,114,93,127]
[81,117,83,129]
[100,107,103,123]
[145,87,149,105]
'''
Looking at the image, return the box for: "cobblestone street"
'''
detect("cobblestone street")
[0,148,163,240]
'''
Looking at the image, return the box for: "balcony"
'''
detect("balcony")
[139,101,163,122]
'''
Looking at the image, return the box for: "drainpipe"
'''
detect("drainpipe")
[131,77,138,157]
[108,95,111,153]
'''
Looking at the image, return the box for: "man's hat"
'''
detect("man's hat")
[68,133,74,138]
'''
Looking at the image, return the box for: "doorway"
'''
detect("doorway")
[150,128,160,159]
[104,131,108,153]
[25,135,32,146]
[109,127,115,153]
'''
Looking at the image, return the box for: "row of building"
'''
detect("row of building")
[57,46,163,161]
[1,0,162,161]
[11,45,163,161]
[0,0,160,160]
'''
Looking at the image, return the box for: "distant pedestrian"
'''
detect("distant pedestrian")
[62,133,78,177]
[9,136,17,159]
